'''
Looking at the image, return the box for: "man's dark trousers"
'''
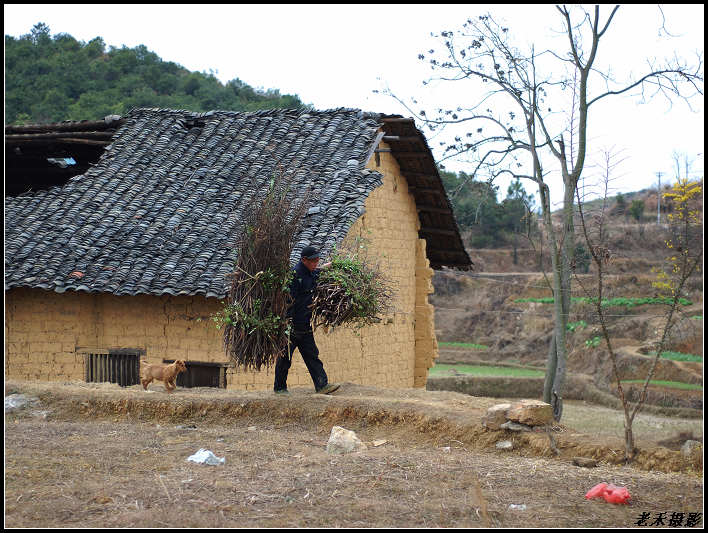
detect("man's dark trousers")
[274,328,328,391]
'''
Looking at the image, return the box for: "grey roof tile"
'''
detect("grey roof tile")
[5,107,385,298]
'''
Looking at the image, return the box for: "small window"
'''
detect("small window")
[84,349,143,387]
[163,360,229,389]
[46,156,77,168]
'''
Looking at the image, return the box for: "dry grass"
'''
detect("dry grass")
[561,400,702,445]
[221,167,309,371]
[5,415,703,528]
[4,380,704,528]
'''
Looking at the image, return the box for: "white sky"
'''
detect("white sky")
[4,4,704,208]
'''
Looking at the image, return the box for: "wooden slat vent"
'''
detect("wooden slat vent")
[84,350,142,387]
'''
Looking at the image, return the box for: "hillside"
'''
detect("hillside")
[5,23,305,125]
[430,183,703,412]
[469,183,703,273]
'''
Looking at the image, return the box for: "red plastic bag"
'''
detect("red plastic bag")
[585,482,631,504]
[585,483,608,500]
[603,485,631,505]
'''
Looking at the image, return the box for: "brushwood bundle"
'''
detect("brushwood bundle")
[217,172,309,371]
[311,246,394,331]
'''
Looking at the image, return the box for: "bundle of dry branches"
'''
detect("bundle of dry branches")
[219,171,309,371]
[311,243,394,331]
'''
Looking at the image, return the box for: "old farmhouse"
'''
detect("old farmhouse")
[5,108,472,390]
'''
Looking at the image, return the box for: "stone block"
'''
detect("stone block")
[482,403,512,430]
[506,399,553,426]
[501,420,534,432]
[572,457,598,468]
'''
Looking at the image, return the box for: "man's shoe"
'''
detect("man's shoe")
[274,389,290,395]
[316,383,340,395]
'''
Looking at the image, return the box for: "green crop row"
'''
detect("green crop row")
[621,380,702,391]
[515,296,692,308]
[438,342,489,350]
[646,351,703,363]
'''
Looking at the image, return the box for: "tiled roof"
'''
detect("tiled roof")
[378,117,473,270]
[5,108,385,298]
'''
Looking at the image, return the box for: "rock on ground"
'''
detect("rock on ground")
[483,399,553,430]
[681,440,702,459]
[327,426,367,454]
[482,403,512,430]
[505,399,553,426]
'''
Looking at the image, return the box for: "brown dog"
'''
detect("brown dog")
[140,359,187,392]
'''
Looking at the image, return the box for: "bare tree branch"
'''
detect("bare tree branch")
[383,6,703,426]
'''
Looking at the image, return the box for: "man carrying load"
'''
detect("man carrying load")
[274,246,340,395]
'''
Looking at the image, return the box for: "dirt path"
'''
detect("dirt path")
[5,380,701,472]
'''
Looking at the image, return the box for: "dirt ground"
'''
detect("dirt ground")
[4,380,704,528]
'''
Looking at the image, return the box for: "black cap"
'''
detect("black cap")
[301,246,320,259]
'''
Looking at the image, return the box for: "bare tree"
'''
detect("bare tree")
[575,150,703,461]
[672,150,696,182]
[383,5,703,420]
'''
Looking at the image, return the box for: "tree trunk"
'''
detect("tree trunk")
[624,417,635,462]
[540,221,568,420]
[543,332,557,403]
[540,171,575,421]
[549,264,569,421]
[549,173,576,420]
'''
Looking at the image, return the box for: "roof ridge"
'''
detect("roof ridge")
[124,106,373,120]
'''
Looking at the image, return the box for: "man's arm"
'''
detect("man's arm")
[286,269,300,319]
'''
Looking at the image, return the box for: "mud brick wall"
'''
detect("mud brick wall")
[4,290,223,383]
[414,238,438,387]
[5,140,439,389]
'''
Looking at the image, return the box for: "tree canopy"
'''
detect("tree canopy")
[5,23,307,124]
[439,168,538,249]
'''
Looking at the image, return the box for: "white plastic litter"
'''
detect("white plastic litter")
[186,449,225,465]
[509,504,527,511]
[5,394,39,412]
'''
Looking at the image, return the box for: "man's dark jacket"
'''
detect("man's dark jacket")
[288,261,320,330]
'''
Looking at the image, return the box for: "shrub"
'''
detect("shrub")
[566,320,588,332]
[216,169,308,371]
[629,199,645,221]
[311,240,394,331]
[585,336,602,348]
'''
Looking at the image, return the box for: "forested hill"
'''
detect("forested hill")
[5,23,306,125]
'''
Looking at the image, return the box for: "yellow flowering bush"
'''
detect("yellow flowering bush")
[652,178,702,297]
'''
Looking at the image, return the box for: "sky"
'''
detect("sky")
[4,4,704,208]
